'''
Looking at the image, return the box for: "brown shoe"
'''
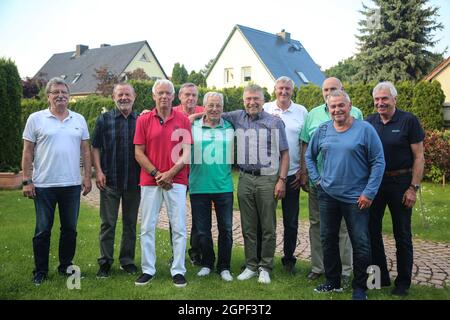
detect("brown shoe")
[306,271,323,280]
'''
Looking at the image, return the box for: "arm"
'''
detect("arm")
[188,112,204,124]
[274,149,289,200]
[91,147,106,190]
[298,141,309,192]
[155,143,191,187]
[135,144,172,190]
[304,133,321,186]
[402,142,425,208]
[81,140,92,196]
[22,140,35,198]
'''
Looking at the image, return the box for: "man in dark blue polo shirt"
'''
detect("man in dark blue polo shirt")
[366,81,425,296]
[92,83,141,278]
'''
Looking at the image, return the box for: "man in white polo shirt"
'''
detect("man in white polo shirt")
[263,76,308,274]
[22,77,92,285]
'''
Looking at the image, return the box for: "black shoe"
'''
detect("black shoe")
[352,288,368,300]
[173,274,187,287]
[314,282,343,293]
[96,264,111,278]
[392,286,409,296]
[341,275,351,289]
[283,263,296,275]
[120,264,138,274]
[135,273,154,286]
[32,272,48,285]
[307,271,323,280]
[57,265,73,277]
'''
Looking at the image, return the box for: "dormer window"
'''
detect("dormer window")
[72,73,82,84]
[60,75,67,79]
[296,71,309,84]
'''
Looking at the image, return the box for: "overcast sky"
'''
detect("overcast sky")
[1,0,449,78]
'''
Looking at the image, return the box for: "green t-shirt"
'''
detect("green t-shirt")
[189,118,234,194]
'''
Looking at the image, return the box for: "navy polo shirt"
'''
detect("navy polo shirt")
[366,108,424,172]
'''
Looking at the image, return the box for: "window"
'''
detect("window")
[72,73,82,84]
[241,67,251,82]
[296,71,309,84]
[140,53,150,62]
[224,68,234,84]
[60,75,66,79]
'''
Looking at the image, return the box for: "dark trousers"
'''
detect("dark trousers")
[190,192,234,272]
[318,186,371,290]
[98,186,140,267]
[281,174,300,265]
[370,175,413,288]
[33,185,81,274]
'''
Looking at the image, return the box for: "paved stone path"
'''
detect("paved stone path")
[83,184,449,288]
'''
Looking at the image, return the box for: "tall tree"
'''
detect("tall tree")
[171,63,188,85]
[325,57,359,83]
[355,0,444,83]
[187,70,206,87]
[94,66,119,97]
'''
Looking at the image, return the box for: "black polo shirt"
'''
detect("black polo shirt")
[366,108,424,172]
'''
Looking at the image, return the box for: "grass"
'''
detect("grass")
[232,170,450,242]
[0,190,449,300]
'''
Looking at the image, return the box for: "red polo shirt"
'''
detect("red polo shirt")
[173,105,205,116]
[134,109,192,186]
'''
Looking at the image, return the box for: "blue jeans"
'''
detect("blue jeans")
[370,175,413,288]
[33,185,81,274]
[281,174,300,265]
[318,186,371,289]
[190,192,233,272]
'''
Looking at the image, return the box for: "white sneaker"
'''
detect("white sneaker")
[258,268,271,284]
[237,268,257,281]
[220,270,233,282]
[197,267,211,277]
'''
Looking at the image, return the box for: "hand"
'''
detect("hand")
[95,171,106,191]
[357,195,373,210]
[82,176,92,196]
[274,180,286,200]
[140,109,151,115]
[402,188,417,208]
[155,171,174,190]
[22,184,36,199]
[290,170,301,190]
[299,170,309,193]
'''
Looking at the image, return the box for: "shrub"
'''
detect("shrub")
[423,130,450,182]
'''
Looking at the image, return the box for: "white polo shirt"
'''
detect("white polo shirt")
[23,109,89,187]
[263,100,308,176]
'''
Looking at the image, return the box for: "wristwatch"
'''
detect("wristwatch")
[278,176,287,183]
[409,184,420,192]
[22,179,33,186]
[150,169,159,177]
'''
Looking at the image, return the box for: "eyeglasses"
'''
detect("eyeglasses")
[49,90,69,95]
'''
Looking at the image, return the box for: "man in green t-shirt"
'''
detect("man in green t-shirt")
[300,77,363,286]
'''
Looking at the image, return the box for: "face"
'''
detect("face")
[275,81,293,105]
[322,78,341,102]
[373,89,396,117]
[243,90,264,117]
[153,83,174,110]
[204,96,223,123]
[178,86,198,109]
[327,95,351,125]
[47,84,69,109]
[113,85,135,113]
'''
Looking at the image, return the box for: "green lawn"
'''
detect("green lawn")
[232,170,450,242]
[0,190,449,300]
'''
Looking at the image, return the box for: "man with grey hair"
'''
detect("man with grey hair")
[91,83,141,278]
[305,89,385,300]
[366,81,425,296]
[189,92,235,281]
[221,84,290,284]
[300,77,361,285]
[22,77,92,285]
[263,76,308,274]
[134,79,192,287]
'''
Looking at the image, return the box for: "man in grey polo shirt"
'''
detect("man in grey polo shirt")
[222,84,289,284]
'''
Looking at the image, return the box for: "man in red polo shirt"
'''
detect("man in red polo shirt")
[133,79,192,287]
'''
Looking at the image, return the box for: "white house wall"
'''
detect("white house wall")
[125,45,167,79]
[207,30,275,90]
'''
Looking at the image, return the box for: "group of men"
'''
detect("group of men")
[22,74,424,300]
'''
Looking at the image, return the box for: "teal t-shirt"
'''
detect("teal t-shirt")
[189,118,234,194]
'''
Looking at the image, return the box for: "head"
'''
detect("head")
[152,79,175,110]
[112,83,136,114]
[243,84,265,118]
[178,83,198,110]
[326,89,352,125]
[46,77,70,109]
[274,76,295,106]
[372,81,397,117]
[203,92,224,123]
[322,77,343,102]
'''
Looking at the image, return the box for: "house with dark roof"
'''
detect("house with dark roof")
[206,24,325,90]
[35,41,167,99]
[424,56,450,127]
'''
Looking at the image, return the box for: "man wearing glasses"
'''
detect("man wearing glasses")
[22,77,92,285]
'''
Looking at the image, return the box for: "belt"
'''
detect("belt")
[240,169,261,176]
[384,168,412,177]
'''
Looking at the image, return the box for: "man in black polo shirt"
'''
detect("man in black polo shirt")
[366,81,425,296]
[92,83,141,278]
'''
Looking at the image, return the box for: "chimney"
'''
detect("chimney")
[100,44,111,48]
[76,44,88,57]
[276,29,291,42]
